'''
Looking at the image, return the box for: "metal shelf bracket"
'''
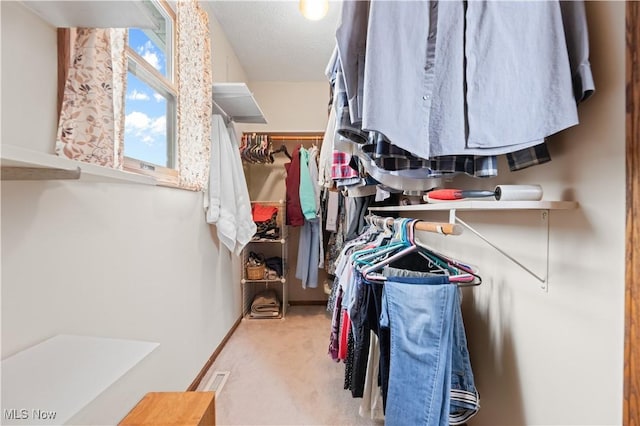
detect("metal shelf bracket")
[449,209,550,291]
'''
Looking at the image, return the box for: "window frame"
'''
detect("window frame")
[123,0,179,187]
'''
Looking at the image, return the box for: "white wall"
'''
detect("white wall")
[210,11,248,84]
[408,2,625,424]
[242,81,329,134]
[1,2,248,424]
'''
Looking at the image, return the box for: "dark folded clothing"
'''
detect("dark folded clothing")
[265,257,283,276]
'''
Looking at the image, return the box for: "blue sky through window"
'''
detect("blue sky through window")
[124,29,169,167]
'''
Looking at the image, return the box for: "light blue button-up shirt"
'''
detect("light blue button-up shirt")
[337,0,594,160]
[335,0,370,124]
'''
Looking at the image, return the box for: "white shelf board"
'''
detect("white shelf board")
[1,145,156,185]
[369,200,578,212]
[1,335,159,425]
[19,0,158,28]
[212,83,267,124]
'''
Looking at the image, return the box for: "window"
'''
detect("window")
[123,0,178,185]
[56,0,211,190]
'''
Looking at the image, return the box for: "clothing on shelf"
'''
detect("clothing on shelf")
[265,256,283,277]
[250,289,281,318]
[252,204,280,240]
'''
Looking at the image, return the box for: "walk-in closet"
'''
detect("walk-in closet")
[1,1,638,425]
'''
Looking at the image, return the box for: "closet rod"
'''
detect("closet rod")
[367,215,463,236]
[212,100,232,124]
[268,136,322,141]
[245,132,323,140]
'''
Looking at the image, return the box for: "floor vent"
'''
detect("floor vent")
[202,371,230,395]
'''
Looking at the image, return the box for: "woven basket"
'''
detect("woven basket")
[246,264,266,280]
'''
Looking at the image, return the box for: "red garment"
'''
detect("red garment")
[284,145,304,226]
[338,309,351,361]
[252,204,278,222]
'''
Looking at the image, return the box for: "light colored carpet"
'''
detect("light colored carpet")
[197,305,384,426]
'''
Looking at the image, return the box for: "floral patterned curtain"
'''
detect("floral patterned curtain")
[176,0,213,191]
[55,28,127,168]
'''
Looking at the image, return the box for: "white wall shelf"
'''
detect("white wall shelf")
[1,145,156,185]
[19,0,158,29]
[212,83,268,124]
[369,200,578,212]
[369,200,579,291]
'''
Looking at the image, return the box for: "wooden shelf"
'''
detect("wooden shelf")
[1,145,156,185]
[369,200,578,212]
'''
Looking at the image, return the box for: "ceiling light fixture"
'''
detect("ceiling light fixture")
[299,0,329,21]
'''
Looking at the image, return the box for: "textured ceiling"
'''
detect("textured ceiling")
[203,1,341,82]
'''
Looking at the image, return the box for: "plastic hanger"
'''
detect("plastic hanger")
[270,145,292,160]
[331,221,380,273]
[352,218,411,268]
[349,217,398,265]
[362,219,482,287]
[359,219,418,278]
[413,239,482,287]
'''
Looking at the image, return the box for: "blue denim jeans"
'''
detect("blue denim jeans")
[380,269,479,426]
[449,290,480,425]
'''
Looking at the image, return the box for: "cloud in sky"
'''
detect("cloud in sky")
[153,93,164,103]
[125,111,166,147]
[127,89,150,101]
[137,40,162,71]
[143,52,160,70]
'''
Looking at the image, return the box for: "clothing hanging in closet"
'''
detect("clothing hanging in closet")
[319,0,595,193]
[327,217,480,425]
